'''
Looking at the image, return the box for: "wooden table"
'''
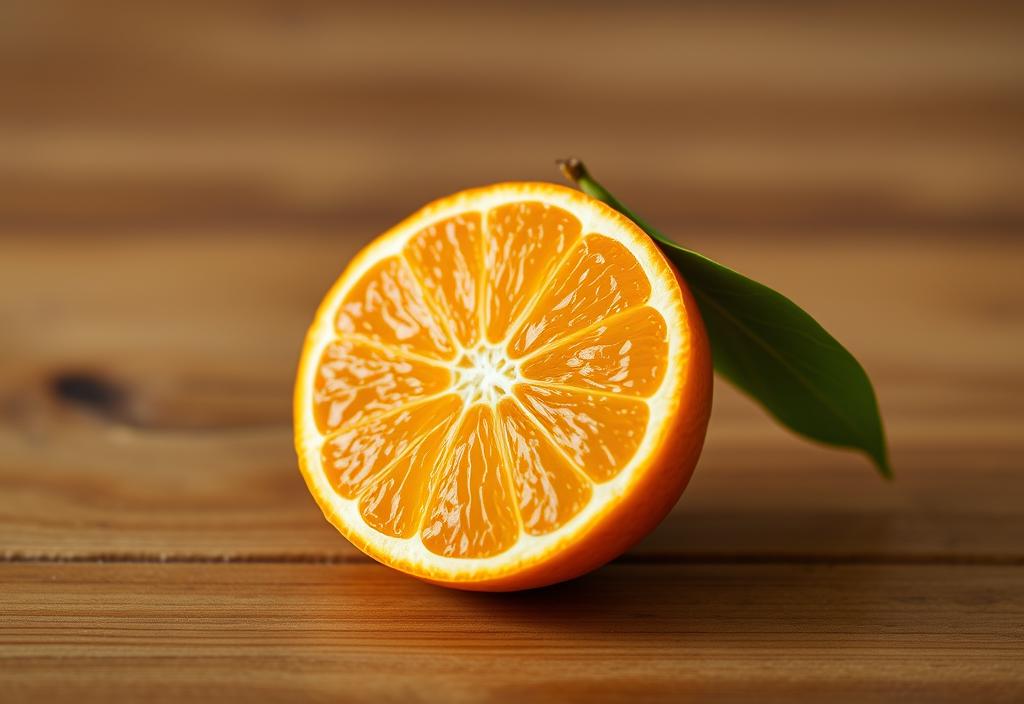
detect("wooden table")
[2,3,1022,701]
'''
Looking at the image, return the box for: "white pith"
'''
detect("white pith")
[294,183,690,582]
[453,344,518,406]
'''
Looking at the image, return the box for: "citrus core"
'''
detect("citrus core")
[294,182,711,590]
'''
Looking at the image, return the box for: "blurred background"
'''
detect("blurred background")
[4,1,1022,231]
[2,1,1022,558]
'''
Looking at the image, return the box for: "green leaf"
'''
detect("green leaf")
[557,158,891,478]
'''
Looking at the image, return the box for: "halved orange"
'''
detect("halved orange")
[294,183,711,590]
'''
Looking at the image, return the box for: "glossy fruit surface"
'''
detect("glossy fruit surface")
[294,183,711,590]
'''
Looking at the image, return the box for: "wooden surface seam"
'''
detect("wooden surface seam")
[2,2,1023,700]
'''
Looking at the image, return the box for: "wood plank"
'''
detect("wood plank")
[2,3,1020,700]
[2,233,1022,560]
[2,1,1022,229]
[2,562,1022,703]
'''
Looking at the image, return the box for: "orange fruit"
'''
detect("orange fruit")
[294,183,711,590]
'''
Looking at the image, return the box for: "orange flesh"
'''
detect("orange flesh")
[310,202,670,559]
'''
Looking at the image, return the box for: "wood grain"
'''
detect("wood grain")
[3,563,1023,703]
[2,1,1023,700]
[2,233,1022,561]
[2,1,1023,231]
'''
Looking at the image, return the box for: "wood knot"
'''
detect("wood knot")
[50,372,125,417]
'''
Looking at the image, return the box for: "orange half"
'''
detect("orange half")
[294,183,711,590]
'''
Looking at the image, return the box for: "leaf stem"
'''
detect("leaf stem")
[556,156,892,478]
[556,158,672,247]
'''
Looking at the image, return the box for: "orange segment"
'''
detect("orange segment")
[295,182,712,591]
[518,306,669,396]
[358,423,450,539]
[497,398,592,535]
[421,405,519,558]
[404,213,484,348]
[321,394,462,498]
[335,256,454,360]
[513,383,649,482]
[313,339,453,433]
[507,234,651,358]
[484,201,582,343]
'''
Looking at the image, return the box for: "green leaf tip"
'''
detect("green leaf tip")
[557,157,892,479]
